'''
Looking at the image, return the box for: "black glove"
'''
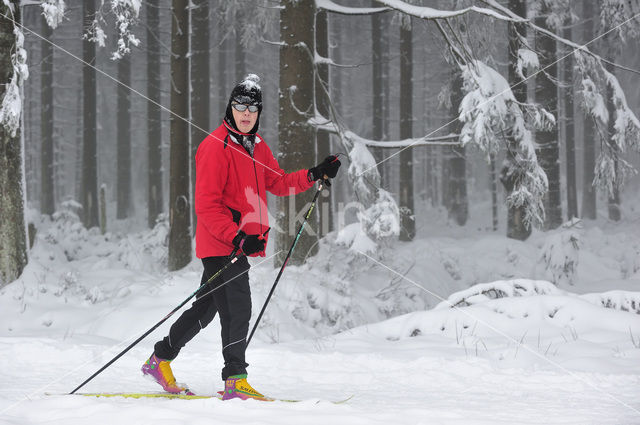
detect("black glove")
[308,155,341,182]
[232,230,266,255]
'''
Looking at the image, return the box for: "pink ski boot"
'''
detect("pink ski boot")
[141,353,193,395]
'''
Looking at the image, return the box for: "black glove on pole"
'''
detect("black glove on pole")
[308,155,341,185]
[232,230,267,256]
[70,228,269,395]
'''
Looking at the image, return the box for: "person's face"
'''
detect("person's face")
[231,103,259,133]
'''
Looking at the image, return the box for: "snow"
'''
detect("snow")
[315,0,390,15]
[2,199,640,424]
[40,0,66,29]
[0,11,27,138]
[374,0,523,22]
[516,48,539,80]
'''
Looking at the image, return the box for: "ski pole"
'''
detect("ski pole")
[70,228,269,394]
[246,179,329,347]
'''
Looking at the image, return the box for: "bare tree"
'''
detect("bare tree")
[116,54,131,219]
[168,0,191,270]
[563,18,578,220]
[277,0,317,264]
[146,0,163,228]
[315,8,333,236]
[191,0,210,230]
[580,0,597,220]
[399,16,415,241]
[40,11,54,216]
[446,71,468,226]
[82,0,99,228]
[371,2,386,186]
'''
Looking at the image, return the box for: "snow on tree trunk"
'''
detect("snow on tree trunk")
[167,0,191,271]
[605,56,621,222]
[40,12,54,216]
[534,8,562,231]
[116,54,131,219]
[277,0,318,265]
[82,0,99,229]
[0,0,27,287]
[398,17,415,241]
[146,0,163,228]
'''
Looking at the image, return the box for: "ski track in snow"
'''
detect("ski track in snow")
[1,332,640,425]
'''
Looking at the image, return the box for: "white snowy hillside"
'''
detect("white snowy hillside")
[1,199,640,425]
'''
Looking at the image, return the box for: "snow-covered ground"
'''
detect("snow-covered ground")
[1,200,640,424]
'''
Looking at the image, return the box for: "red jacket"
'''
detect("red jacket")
[195,122,314,258]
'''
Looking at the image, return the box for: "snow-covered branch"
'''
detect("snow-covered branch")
[40,0,65,29]
[109,0,141,59]
[316,0,390,15]
[480,0,640,76]
[373,0,523,22]
[573,51,640,196]
[459,60,548,227]
[0,3,28,137]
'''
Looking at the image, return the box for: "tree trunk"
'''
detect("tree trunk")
[277,0,317,265]
[40,13,54,216]
[534,7,562,230]
[504,0,532,240]
[371,1,385,185]
[581,0,597,219]
[218,31,228,119]
[82,0,99,228]
[563,22,577,220]
[315,9,333,236]
[235,16,245,80]
[191,0,210,232]
[399,19,415,241]
[490,154,498,231]
[116,55,131,219]
[446,72,468,226]
[168,0,191,271]
[146,0,163,228]
[0,1,27,287]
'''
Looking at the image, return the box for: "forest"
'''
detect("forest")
[0,0,639,283]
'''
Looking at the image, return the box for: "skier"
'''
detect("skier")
[141,74,341,400]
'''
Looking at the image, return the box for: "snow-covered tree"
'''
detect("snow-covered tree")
[0,0,28,288]
[1,0,65,287]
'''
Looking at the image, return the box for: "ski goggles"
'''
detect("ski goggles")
[231,103,259,113]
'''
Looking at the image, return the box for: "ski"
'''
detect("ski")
[46,392,353,404]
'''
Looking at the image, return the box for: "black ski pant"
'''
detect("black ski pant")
[153,255,252,380]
